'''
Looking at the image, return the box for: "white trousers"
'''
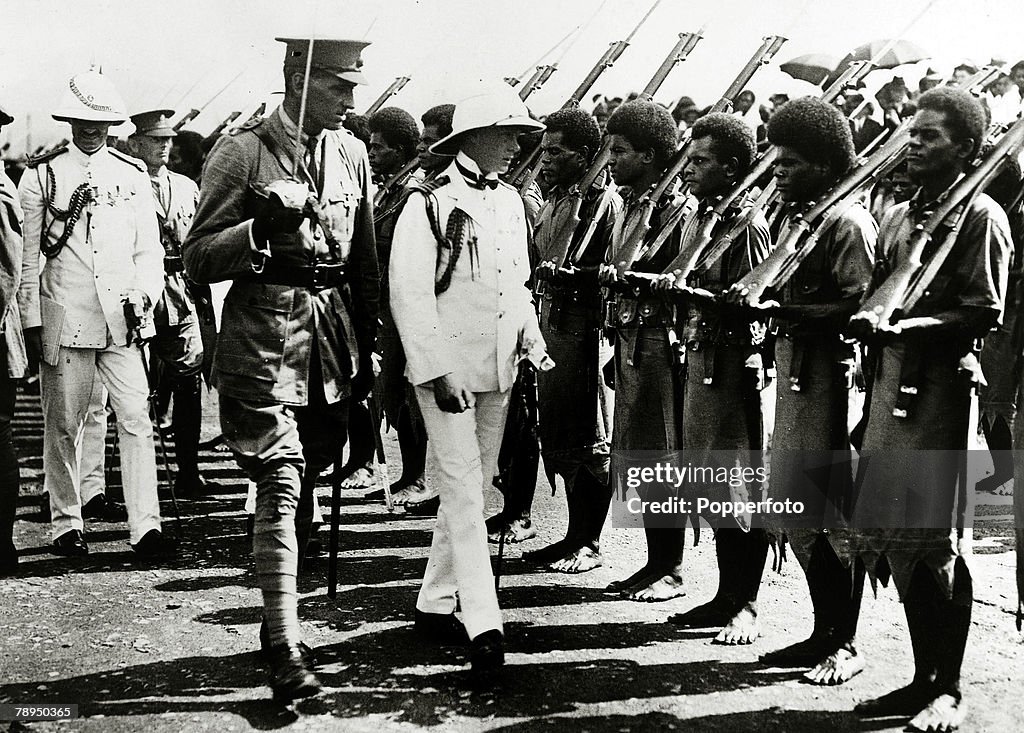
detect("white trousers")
[414,386,509,639]
[41,344,161,543]
[80,381,109,503]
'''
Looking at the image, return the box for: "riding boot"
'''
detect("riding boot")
[171,374,204,491]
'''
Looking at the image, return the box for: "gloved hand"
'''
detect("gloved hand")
[122,290,154,346]
[23,326,42,372]
[251,180,310,262]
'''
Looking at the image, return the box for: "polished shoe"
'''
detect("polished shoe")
[259,619,317,668]
[414,609,469,645]
[52,529,89,557]
[82,494,129,522]
[470,629,504,672]
[174,471,210,498]
[1,541,18,576]
[404,495,440,517]
[266,644,321,701]
[131,529,176,559]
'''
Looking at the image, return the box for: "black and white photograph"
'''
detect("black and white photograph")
[1,0,1023,730]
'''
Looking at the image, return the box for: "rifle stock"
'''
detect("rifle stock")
[373,157,420,209]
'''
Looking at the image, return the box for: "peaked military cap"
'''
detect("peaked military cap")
[130,109,176,137]
[276,38,369,85]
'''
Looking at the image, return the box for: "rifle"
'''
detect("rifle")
[228,102,267,133]
[517,64,558,101]
[850,117,1024,332]
[727,122,911,308]
[516,30,703,196]
[209,110,241,137]
[172,109,200,132]
[609,35,788,278]
[363,76,411,116]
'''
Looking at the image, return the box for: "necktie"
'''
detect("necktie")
[305,138,320,195]
[455,159,499,190]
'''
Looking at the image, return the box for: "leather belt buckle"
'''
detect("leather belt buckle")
[311,263,331,289]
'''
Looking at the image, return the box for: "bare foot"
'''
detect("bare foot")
[340,464,375,489]
[605,565,657,593]
[390,481,435,506]
[803,646,865,685]
[487,518,537,544]
[855,682,936,718]
[713,605,760,645]
[550,546,603,574]
[907,694,967,731]
[627,574,685,602]
[524,537,580,565]
[760,634,834,667]
[667,598,733,628]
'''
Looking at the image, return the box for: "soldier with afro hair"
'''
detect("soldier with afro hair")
[663,113,772,643]
[599,100,693,602]
[846,85,1011,732]
[523,106,622,574]
[751,95,878,686]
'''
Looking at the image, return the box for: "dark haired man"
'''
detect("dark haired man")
[600,100,692,601]
[660,113,771,642]
[184,38,379,700]
[527,107,622,573]
[417,104,456,179]
[747,96,876,683]
[127,109,209,498]
[338,106,421,495]
[846,86,1011,731]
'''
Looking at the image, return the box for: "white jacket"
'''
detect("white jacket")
[18,144,163,362]
[389,155,543,392]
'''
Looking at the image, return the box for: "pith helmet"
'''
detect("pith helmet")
[430,83,544,156]
[52,70,128,125]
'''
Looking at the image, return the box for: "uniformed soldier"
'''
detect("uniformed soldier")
[126,109,209,496]
[1,101,27,575]
[750,97,876,681]
[599,100,693,602]
[389,83,548,671]
[528,107,622,574]
[18,70,168,559]
[183,38,379,700]
[662,113,772,638]
[846,87,1011,732]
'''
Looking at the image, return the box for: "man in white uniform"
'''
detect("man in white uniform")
[18,70,168,558]
[390,84,549,672]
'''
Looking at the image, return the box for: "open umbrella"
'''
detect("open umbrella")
[827,39,930,86]
[780,53,840,86]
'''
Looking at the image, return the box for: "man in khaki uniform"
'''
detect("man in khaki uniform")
[183,38,378,701]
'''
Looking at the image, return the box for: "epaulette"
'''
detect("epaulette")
[109,147,147,172]
[25,144,68,169]
[407,175,451,196]
[229,116,265,136]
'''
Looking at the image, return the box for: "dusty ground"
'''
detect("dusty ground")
[1,390,1023,733]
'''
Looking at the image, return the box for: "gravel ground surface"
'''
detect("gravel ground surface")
[2,391,1022,732]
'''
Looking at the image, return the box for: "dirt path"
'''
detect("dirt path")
[2,392,1022,732]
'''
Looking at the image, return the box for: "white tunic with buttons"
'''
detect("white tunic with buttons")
[17,144,164,355]
[389,154,543,393]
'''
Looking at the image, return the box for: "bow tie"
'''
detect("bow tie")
[456,160,499,190]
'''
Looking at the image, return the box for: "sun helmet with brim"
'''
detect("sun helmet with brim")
[52,70,129,125]
[430,84,545,156]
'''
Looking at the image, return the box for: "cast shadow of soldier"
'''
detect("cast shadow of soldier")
[0,619,813,730]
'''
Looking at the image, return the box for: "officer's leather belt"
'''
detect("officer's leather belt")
[164,256,185,274]
[250,262,348,291]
